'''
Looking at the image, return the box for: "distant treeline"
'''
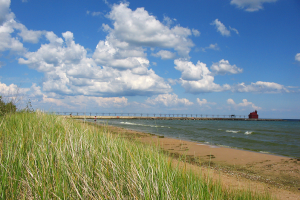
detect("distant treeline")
[0,96,33,116]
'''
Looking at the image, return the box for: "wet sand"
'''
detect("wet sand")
[87,122,300,199]
[140,137,300,198]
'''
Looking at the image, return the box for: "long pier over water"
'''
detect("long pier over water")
[67,115,283,121]
[52,112,283,121]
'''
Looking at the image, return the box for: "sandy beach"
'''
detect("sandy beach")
[99,123,300,200]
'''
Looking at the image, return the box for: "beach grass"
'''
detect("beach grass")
[0,112,272,199]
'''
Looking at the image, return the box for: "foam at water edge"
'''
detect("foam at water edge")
[259,151,270,154]
[226,130,239,133]
[245,131,252,135]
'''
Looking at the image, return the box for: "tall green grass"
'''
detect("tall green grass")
[0,112,271,199]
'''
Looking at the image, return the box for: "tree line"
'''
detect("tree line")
[0,96,33,116]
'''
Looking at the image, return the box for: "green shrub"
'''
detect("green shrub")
[0,96,17,116]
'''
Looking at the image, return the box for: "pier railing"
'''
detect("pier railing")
[48,112,246,119]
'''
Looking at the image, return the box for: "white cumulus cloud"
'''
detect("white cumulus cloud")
[196,98,216,106]
[151,50,176,60]
[67,96,128,108]
[201,43,220,52]
[192,29,200,37]
[233,81,289,93]
[211,19,239,37]
[174,59,211,81]
[92,97,128,108]
[210,59,243,75]
[227,98,261,110]
[211,19,231,37]
[295,53,300,62]
[230,0,277,12]
[42,95,72,108]
[104,2,194,57]
[146,93,193,107]
[0,15,25,53]
[93,40,148,69]
[174,59,288,94]
[0,0,10,25]
[0,4,45,54]
[19,31,171,97]
[0,81,131,110]
[0,81,29,97]
[174,59,231,93]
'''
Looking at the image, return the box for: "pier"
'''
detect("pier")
[73,116,283,121]
[50,112,284,121]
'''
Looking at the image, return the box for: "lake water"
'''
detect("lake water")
[87,118,300,158]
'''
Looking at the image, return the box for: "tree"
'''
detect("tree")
[0,96,17,116]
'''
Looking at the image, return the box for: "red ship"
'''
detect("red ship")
[248,110,258,119]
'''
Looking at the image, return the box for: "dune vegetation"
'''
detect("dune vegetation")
[0,112,271,199]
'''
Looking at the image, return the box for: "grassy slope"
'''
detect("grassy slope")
[0,112,271,199]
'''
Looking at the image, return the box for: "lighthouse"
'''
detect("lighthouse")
[248,110,258,119]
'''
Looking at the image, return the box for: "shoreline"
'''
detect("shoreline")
[165,137,292,159]
[81,117,297,158]
[87,122,300,199]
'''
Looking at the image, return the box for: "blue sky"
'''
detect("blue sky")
[0,0,299,118]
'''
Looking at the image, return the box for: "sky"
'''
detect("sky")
[0,0,300,119]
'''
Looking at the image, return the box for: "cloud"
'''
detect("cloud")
[18,29,43,43]
[211,19,231,37]
[39,91,130,110]
[233,81,289,93]
[28,83,43,98]
[0,81,29,97]
[0,0,10,25]
[295,53,300,62]
[92,96,128,108]
[146,93,193,107]
[229,26,239,35]
[230,0,277,12]
[163,16,174,27]
[0,81,32,107]
[42,95,72,108]
[210,59,243,75]
[0,15,25,53]
[211,19,239,37]
[180,79,230,93]
[151,50,176,60]
[227,98,261,110]
[196,98,216,106]
[174,59,211,81]
[0,4,45,55]
[87,10,102,16]
[201,43,220,52]
[66,95,128,108]
[174,59,231,93]
[93,40,148,69]
[0,80,130,110]
[104,2,194,57]
[19,31,172,97]
[175,59,288,94]
[192,29,200,37]
[167,78,178,85]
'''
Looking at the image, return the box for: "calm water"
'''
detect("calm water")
[87,119,300,158]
